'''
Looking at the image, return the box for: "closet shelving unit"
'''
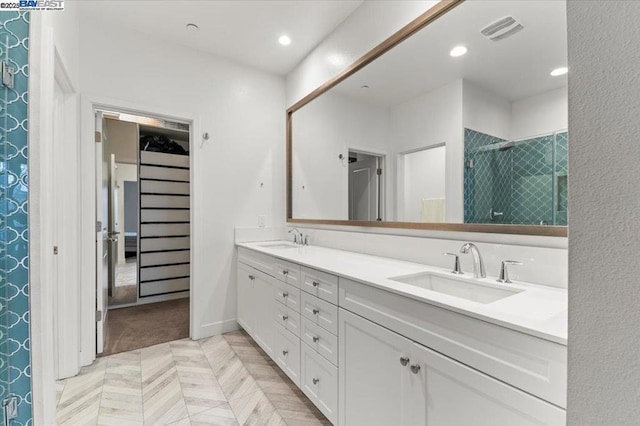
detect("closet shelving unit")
[138,123,191,298]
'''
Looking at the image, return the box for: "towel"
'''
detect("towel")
[421,198,445,222]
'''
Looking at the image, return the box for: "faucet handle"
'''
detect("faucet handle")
[442,253,463,275]
[497,260,523,283]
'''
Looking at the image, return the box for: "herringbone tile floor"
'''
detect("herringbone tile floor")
[55,330,329,425]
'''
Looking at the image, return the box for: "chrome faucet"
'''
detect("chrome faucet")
[460,243,486,278]
[288,227,302,245]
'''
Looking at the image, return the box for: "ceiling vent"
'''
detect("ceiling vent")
[480,16,523,42]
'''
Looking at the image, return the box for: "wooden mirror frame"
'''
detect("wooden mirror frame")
[286,0,568,238]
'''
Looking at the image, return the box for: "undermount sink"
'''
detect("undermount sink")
[389,272,523,304]
[257,241,298,249]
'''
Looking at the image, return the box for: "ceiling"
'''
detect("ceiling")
[333,0,568,106]
[77,0,363,75]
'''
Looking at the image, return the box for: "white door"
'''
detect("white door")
[237,263,255,334]
[410,342,566,425]
[348,154,380,221]
[338,309,413,426]
[95,112,108,354]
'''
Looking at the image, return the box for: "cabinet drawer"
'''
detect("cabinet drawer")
[274,303,301,337]
[301,316,338,366]
[301,266,339,305]
[339,277,567,408]
[301,342,338,425]
[238,247,274,276]
[301,292,338,336]
[273,281,301,313]
[275,325,301,386]
[273,258,301,287]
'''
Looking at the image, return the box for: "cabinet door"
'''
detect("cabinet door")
[410,342,566,426]
[338,309,414,426]
[253,274,275,357]
[275,324,301,386]
[237,263,255,335]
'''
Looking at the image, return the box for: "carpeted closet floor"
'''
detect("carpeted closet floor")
[102,298,189,356]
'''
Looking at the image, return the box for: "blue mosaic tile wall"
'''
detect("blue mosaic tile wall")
[0,11,32,426]
[464,128,568,226]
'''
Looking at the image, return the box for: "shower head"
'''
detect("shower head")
[498,141,516,151]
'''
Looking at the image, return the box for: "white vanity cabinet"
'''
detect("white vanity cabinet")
[339,309,565,426]
[237,247,302,387]
[236,245,567,426]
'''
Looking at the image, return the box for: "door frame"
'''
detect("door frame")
[346,146,387,221]
[80,95,198,366]
[396,142,446,222]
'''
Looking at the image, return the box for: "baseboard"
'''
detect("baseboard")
[194,318,239,340]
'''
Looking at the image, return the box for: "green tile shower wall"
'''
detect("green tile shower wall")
[464,129,568,226]
[1,11,32,426]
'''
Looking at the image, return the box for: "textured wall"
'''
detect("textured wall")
[567,1,640,424]
[0,11,32,425]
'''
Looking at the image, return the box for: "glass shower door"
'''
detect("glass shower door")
[1,28,13,425]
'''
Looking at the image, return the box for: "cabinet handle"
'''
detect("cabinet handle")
[282,270,289,275]
[282,292,288,298]
[312,281,320,287]
[312,378,320,385]
[282,315,288,321]
[312,308,320,315]
[248,275,255,280]
[410,364,421,374]
[282,350,288,356]
[399,356,410,366]
[313,336,320,343]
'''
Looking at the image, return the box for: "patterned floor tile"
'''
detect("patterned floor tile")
[56,330,329,425]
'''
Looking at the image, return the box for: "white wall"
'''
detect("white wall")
[403,146,446,222]
[78,17,286,343]
[292,91,390,220]
[511,87,568,140]
[567,1,640,424]
[116,163,137,263]
[462,80,511,140]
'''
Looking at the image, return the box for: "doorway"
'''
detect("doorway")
[95,109,192,356]
[348,150,384,221]
[398,144,447,223]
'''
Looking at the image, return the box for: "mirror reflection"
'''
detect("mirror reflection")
[291,0,568,226]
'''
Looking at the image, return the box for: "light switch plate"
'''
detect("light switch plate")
[258,215,265,227]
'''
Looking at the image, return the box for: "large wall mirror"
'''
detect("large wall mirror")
[287,0,568,237]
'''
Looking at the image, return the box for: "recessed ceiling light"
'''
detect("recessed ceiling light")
[450,45,467,57]
[186,23,199,32]
[278,35,291,46]
[550,67,568,76]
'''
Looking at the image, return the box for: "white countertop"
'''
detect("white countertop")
[237,241,568,345]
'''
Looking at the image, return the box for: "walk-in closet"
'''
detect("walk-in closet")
[100,112,191,355]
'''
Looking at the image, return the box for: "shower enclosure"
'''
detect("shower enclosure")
[464,128,568,226]
[1,12,31,425]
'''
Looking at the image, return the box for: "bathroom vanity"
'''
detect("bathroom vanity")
[235,241,567,425]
